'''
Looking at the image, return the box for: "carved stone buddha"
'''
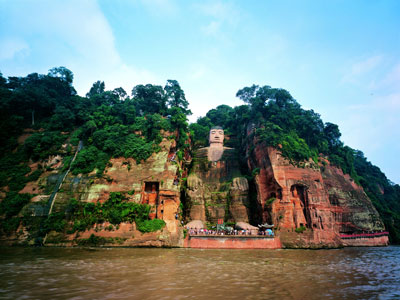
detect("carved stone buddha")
[186,127,250,224]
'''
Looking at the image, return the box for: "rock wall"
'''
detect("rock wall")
[5,138,184,247]
[1,130,389,249]
[186,147,250,223]
[321,165,385,233]
[46,222,182,247]
[55,139,183,246]
[247,143,387,248]
[185,235,282,249]
[341,236,389,247]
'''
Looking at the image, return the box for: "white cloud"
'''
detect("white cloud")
[351,55,382,75]
[338,89,400,183]
[195,1,240,38]
[186,86,242,124]
[0,38,29,60]
[188,63,208,80]
[0,0,158,96]
[139,0,178,16]
[201,20,221,36]
[382,62,400,88]
[341,55,383,84]
[196,1,238,23]
[330,57,400,182]
[347,92,400,112]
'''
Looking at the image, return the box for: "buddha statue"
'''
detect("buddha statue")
[186,126,250,225]
[207,126,225,162]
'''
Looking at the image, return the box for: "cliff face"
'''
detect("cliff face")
[247,143,388,248]
[186,147,249,223]
[2,138,183,247]
[0,131,389,249]
[53,138,182,246]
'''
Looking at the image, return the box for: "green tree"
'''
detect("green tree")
[48,67,74,85]
[132,84,167,115]
[87,80,105,98]
[189,116,212,148]
[324,122,342,148]
[0,72,7,87]
[49,105,75,130]
[205,105,234,129]
[112,87,128,100]
[168,107,189,148]
[164,80,191,115]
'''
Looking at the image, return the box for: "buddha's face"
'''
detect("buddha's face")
[209,128,224,144]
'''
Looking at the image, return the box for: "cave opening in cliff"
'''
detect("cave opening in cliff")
[319,216,324,229]
[145,182,159,193]
[143,182,160,208]
[143,182,160,219]
[291,184,312,228]
[248,179,263,225]
[329,194,339,206]
[277,188,282,200]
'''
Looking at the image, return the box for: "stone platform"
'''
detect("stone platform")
[184,235,282,249]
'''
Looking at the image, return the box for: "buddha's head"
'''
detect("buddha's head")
[209,126,224,145]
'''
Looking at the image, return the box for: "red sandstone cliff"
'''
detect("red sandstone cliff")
[186,147,250,224]
[247,143,388,248]
[1,129,389,249]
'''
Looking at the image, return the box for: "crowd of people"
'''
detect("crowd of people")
[186,228,274,237]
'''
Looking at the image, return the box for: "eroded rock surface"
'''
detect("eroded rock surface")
[5,138,184,247]
[247,143,387,248]
[186,146,250,223]
[1,128,389,249]
[55,139,182,246]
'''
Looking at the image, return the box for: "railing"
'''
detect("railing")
[188,230,275,238]
[340,231,389,239]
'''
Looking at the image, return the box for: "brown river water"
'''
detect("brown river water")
[0,246,399,300]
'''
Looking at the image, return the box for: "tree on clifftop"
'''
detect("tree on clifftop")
[48,67,74,85]
[165,80,191,115]
[132,84,167,116]
[86,80,105,98]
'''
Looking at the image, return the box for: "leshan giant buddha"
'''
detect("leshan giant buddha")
[186,127,250,225]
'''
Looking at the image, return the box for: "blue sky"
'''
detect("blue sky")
[1,0,399,183]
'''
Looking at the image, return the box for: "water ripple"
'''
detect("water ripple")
[0,246,399,299]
